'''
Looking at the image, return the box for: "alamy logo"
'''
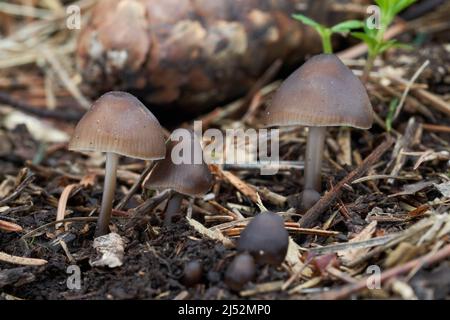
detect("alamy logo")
[66,265,81,290]
[366,265,381,290]
[169,121,280,175]
[366,5,381,30]
[66,5,81,30]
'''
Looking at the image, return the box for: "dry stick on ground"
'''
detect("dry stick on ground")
[115,161,155,210]
[40,47,91,109]
[0,252,47,266]
[125,189,172,229]
[0,91,82,121]
[0,219,23,232]
[387,74,450,117]
[387,117,420,185]
[21,217,99,239]
[319,243,450,300]
[298,136,395,229]
[0,173,35,207]
[337,22,408,60]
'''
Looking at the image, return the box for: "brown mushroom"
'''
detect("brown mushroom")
[143,129,212,224]
[224,252,256,292]
[69,91,166,236]
[182,260,203,287]
[263,54,373,209]
[237,211,289,266]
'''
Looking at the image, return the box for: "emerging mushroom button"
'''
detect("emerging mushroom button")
[237,211,289,266]
[263,54,373,209]
[69,91,166,236]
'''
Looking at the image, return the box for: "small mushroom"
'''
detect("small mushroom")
[143,130,212,224]
[69,91,166,236]
[224,252,256,292]
[263,54,373,209]
[237,211,289,266]
[182,260,203,287]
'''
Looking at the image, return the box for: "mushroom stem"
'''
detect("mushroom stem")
[304,126,326,192]
[96,152,119,236]
[164,192,183,224]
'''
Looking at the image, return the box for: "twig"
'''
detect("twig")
[40,47,91,109]
[115,161,155,210]
[55,184,79,230]
[125,190,171,228]
[387,117,420,184]
[21,217,99,239]
[392,60,430,121]
[319,243,450,300]
[0,252,47,266]
[0,219,23,232]
[421,123,450,133]
[298,136,394,228]
[387,75,450,117]
[0,174,35,207]
[308,235,394,256]
[337,22,408,60]
[0,91,82,121]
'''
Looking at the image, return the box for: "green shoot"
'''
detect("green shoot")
[292,14,363,54]
[352,0,417,83]
[385,97,399,132]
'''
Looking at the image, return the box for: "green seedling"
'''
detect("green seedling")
[352,0,417,82]
[385,97,399,132]
[292,14,363,54]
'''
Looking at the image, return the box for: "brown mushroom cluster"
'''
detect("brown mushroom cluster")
[69,91,213,236]
[69,53,373,293]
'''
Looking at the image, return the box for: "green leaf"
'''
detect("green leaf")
[374,0,390,14]
[351,32,377,50]
[292,14,322,29]
[331,20,364,33]
[393,0,417,15]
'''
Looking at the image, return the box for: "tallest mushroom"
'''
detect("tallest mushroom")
[263,54,373,209]
[69,91,166,236]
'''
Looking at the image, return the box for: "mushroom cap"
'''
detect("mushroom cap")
[69,91,166,160]
[263,54,373,129]
[182,260,203,287]
[237,211,289,266]
[143,130,213,196]
[225,252,256,292]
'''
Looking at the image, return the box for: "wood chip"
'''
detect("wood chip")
[338,221,377,265]
[187,217,235,248]
[239,281,284,297]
